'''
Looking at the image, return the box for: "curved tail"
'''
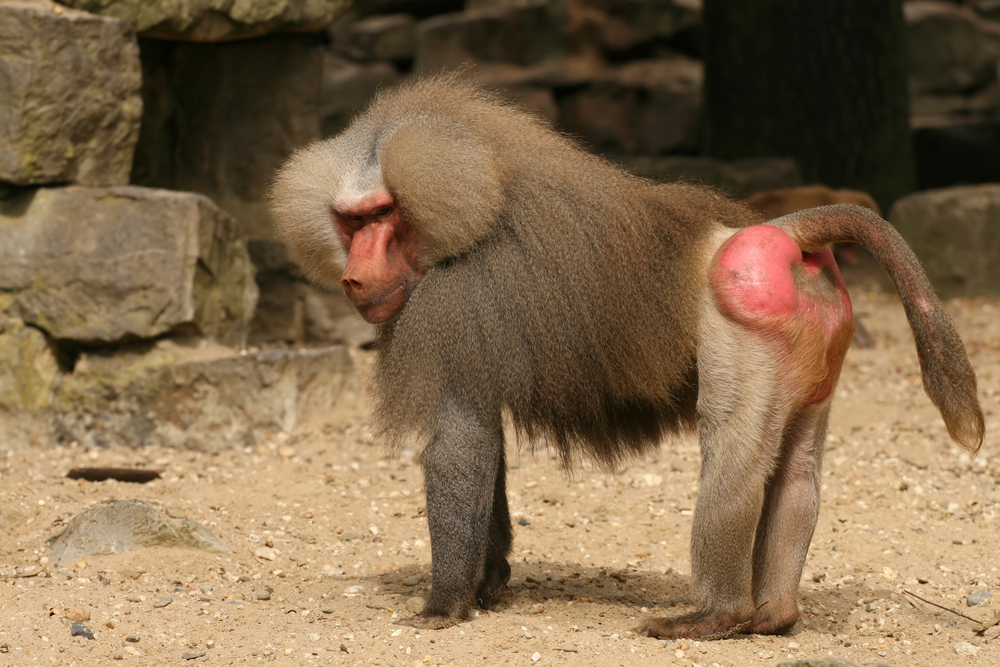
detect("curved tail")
[768,204,985,453]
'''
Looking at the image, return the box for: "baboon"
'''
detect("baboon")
[269,78,984,639]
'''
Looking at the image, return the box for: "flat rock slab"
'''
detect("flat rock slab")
[51,339,353,451]
[889,184,1000,297]
[0,186,257,346]
[47,499,233,567]
[0,0,141,186]
[59,0,352,41]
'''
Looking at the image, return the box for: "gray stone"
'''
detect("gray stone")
[133,35,323,240]
[0,1,142,186]
[0,186,257,347]
[405,596,425,613]
[153,597,172,608]
[182,651,206,660]
[620,156,802,198]
[347,14,417,62]
[70,621,94,640]
[58,0,352,41]
[905,1,1000,95]
[256,590,271,601]
[47,500,233,567]
[416,1,569,72]
[889,184,1000,296]
[49,338,353,450]
[559,57,702,155]
[968,587,994,606]
[321,53,402,138]
[0,317,59,449]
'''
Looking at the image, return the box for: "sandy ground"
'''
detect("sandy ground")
[1,287,999,667]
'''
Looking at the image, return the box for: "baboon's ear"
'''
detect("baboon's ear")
[381,117,503,267]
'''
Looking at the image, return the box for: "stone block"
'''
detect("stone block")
[0,0,141,186]
[889,184,1000,296]
[50,339,354,451]
[416,1,569,72]
[559,57,702,155]
[58,0,352,41]
[905,1,1000,95]
[0,186,258,347]
[0,317,59,449]
[347,13,417,62]
[131,35,323,240]
[575,0,701,55]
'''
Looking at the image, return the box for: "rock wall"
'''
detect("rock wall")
[0,0,354,450]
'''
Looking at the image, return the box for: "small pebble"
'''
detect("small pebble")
[531,652,541,662]
[201,584,213,594]
[256,590,271,601]
[955,641,979,656]
[182,651,206,660]
[70,622,94,640]
[174,586,187,593]
[64,608,90,622]
[517,518,530,526]
[344,585,365,597]
[254,546,277,561]
[322,608,336,614]
[125,635,140,643]
[153,597,172,608]
[402,574,424,586]
[340,532,364,542]
[406,597,426,613]
[340,644,349,653]
[968,588,993,607]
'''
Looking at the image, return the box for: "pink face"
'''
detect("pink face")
[334,192,423,324]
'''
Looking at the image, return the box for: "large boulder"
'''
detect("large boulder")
[50,339,354,450]
[889,184,1000,296]
[132,35,323,240]
[57,0,353,41]
[0,0,141,186]
[905,1,1000,95]
[0,186,258,347]
[560,57,703,155]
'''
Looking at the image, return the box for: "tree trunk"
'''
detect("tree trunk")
[703,0,914,210]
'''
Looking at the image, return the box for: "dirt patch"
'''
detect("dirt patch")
[1,291,998,666]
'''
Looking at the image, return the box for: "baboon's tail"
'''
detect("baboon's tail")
[769,204,985,453]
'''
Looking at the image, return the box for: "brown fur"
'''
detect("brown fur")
[269,77,984,638]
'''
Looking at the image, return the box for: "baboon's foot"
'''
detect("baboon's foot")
[637,609,755,640]
[476,558,511,609]
[747,602,798,635]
